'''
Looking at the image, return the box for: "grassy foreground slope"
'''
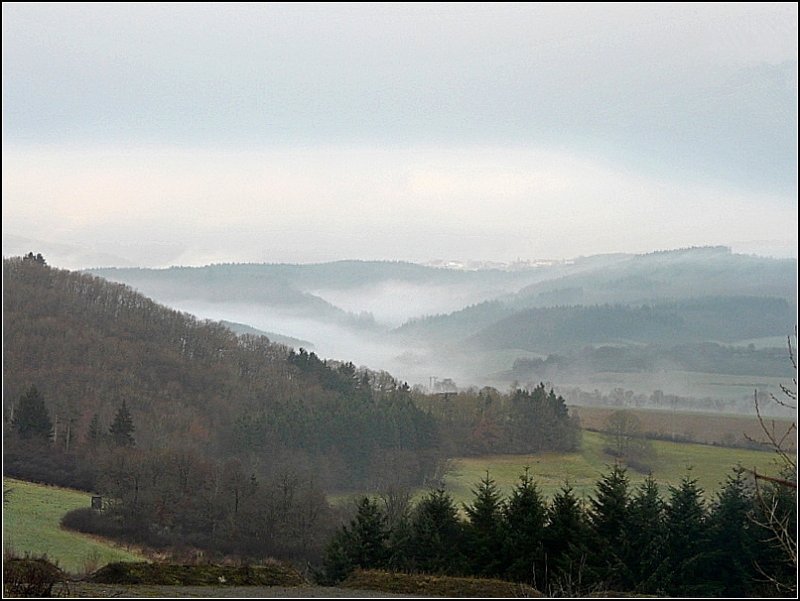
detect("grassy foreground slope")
[3,478,145,574]
[446,431,783,506]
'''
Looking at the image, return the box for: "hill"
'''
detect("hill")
[396,248,797,347]
[83,248,797,393]
[219,320,314,349]
[2,256,439,491]
[469,297,796,353]
[509,246,797,308]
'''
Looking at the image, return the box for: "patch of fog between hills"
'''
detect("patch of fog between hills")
[307,280,524,328]
[159,299,470,388]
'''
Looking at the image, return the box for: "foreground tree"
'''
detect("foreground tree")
[503,467,547,586]
[704,468,760,596]
[321,497,389,583]
[587,463,632,589]
[543,483,590,594]
[408,488,466,575]
[463,471,505,577]
[627,474,667,593]
[11,386,53,441]
[663,473,711,596]
[747,331,797,595]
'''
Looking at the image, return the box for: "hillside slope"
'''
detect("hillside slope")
[3,256,439,490]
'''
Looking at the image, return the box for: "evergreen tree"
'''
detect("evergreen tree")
[22,251,46,266]
[503,467,548,586]
[11,385,53,440]
[109,401,135,447]
[385,509,414,572]
[408,488,466,575]
[663,473,711,596]
[704,468,760,596]
[544,483,591,594]
[320,532,354,585]
[587,463,632,589]
[87,413,102,445]
[463,471,505,577]
[347,497,390,569]
[627,474,667,594]
[320,496,389,583]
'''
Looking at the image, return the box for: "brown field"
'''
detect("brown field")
[571,405,796,451]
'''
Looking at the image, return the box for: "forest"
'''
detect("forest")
[3,255,579,563]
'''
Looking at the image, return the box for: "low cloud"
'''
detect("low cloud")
[3,144,796,268]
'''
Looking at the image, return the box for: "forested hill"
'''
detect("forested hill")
[396,248,797,345]
[469,297,797,353]
[2,256,439,490]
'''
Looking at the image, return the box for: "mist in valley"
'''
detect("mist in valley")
[85,247,797,420]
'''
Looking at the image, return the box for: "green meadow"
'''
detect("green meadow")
[445,431,784,506]
[3,478,146,574]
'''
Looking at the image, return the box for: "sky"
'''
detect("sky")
[2,2,797,268]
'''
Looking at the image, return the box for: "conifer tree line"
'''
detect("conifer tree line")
[322,465,797,597]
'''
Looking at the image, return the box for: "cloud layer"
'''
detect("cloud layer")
[2,3,797,266]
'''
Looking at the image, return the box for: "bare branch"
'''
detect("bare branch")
[746,468,797,490]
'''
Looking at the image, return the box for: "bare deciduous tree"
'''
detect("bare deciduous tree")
[746,331,797,594]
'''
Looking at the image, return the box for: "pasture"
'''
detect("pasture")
[572,405,796,450]
[2,478,146,575]
[445,431,784,507]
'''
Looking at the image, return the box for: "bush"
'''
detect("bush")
[89,561,304,586]
[342,569,542,597]
[3,556,67,597]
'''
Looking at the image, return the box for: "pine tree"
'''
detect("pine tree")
[109,401,135,447]
[587,463,632,589]
[463,471,505,577]
[627,474,667,594]
[409,488,466,575]
[544,483,591,594]
[87,413,102,445]
[320,532,354,585]
[503,467,548,586]
[320,496,389,583]
[704,468,760,596]
[347,497,390,569]
[11,385,53,440]
[663,473,710,596]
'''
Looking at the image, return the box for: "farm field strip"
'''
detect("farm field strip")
[444,431,783,506]
[571,405,796,449]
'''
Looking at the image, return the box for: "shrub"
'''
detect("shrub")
[89,561,304,586]
[3,556,67,597]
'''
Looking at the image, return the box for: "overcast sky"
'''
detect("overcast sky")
[2,2,797,268]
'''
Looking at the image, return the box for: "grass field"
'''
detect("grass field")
[572,405,796,450]
[2,478,146,575]
[445,431,785,507]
